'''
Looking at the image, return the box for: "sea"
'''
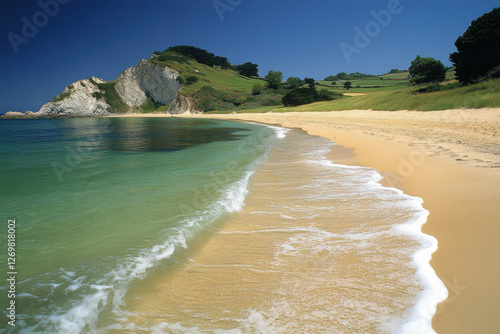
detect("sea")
[0,117,447,333]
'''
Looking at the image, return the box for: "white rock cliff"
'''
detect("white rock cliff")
[38,77,111,117]
[1,59,197,119]
[115,59,182,108]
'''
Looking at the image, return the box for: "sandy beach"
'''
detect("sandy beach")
[112,108,500,332]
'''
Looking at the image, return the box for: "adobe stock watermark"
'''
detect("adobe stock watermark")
[339,0,405,64]
[7,0,71,54]
[213,0,243,22]
[381,147,426,189]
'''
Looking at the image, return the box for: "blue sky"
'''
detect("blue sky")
[0,0,498,113]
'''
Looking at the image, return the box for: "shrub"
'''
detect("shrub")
[252,83,264,95]
[282,88,318,106]
[185,76,199,85]
[51,85,73,102]
[317,89,342,101]
[413,82,461,94]
[91,91,104,99]
[193,86,246,112]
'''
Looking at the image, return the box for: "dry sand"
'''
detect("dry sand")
[112,108,500,332]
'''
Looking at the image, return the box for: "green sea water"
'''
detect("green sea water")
[0,117,276,333]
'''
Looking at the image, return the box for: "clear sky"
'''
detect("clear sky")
[0,0,498,113]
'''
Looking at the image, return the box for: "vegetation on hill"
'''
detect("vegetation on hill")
[51,84,74,103]
[160,46,231,69]
[324,72,376,81]
[236,62,259,77]
[88,78,129,113]
[235,78,500,113]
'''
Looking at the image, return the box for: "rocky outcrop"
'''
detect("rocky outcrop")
[1,57,201,119]
[167,95,198,114]
[7,77,113,119]
[115,59,181,108]
[1,111,39,119]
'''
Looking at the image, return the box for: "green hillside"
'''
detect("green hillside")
[150,49,272,112]
[231,78,500,113]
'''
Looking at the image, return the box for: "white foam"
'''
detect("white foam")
[264,124,290,139]
[303,135,448,333]
[32,160,260,333]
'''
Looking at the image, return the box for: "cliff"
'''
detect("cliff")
[2,46,269,119]
[1,59,196,119]
[115,59,181,108]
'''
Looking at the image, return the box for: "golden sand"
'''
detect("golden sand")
[183,109,500,333]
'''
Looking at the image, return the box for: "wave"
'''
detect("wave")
[15,124,288,334]
[305,140,448,333]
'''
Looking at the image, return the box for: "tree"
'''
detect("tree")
[304,78,316,89]
[286,77,301,89]
[343,81,352,90]
[408,56,446,85]
[166,45,230,68]
[450,7,500,84]
[236,62,259,77]
[264,70,283,89]
[331,81,337,86]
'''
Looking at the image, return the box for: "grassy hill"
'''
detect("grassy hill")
[149,50,276,112]
[147,49,498,113]
[231,78,500,113]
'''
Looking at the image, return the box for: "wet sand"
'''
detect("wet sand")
[184,109,500,333]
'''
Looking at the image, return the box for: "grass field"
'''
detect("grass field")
[221,78,500,113]
[149,55,499,113]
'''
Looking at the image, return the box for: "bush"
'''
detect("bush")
[176,76,185,85]
[185,76,199,85]
[413,82,461,94]
[91,91,104,99]
[194,86,247,112]
[282,88,318,106]
[51,85,73,102]
[252,83,264,95]
[317,88,341,101]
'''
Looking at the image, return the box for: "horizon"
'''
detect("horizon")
[0,0,498,113]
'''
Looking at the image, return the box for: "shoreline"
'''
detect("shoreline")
[177,109,500,333]
[105,109,500,332]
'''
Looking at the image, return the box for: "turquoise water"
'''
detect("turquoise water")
[0,117,276,333]
[0,117,447,333]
